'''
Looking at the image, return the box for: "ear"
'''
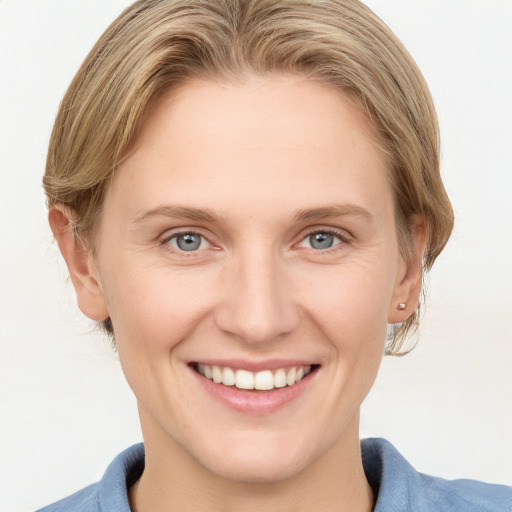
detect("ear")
[49,205,109,322]
[388,215,427,324]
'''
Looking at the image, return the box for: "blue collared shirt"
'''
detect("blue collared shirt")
[36,438,512,511]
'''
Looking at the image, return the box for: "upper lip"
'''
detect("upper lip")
[189,359,318,372]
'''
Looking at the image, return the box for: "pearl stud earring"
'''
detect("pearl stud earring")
[397,302,407,311]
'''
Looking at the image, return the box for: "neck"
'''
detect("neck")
[130,411,374,512]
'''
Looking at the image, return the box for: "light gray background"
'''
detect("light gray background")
[1,1,511,510]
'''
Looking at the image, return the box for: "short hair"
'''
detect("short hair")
[44,0,454,354]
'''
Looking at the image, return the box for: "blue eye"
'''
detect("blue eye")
[167,232,209,252]
[301,231,343,250]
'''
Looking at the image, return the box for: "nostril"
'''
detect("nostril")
[212,271,300,344]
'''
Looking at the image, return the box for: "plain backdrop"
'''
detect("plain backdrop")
[1,1,511,510]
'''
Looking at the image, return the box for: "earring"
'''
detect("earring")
[397,302,407,311]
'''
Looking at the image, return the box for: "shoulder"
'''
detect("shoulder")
[418,473,512,512]
[34,444,145,512]
[35,484,99,512]
[362,438,512,512]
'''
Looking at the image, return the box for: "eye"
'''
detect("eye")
[299,230,345,250]
[166,232,210,252]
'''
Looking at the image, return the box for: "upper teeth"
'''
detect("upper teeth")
[197,364,312,390]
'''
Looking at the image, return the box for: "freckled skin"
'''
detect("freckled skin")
[55,75,424,511]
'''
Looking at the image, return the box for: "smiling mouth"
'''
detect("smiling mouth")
[190,363,319,391]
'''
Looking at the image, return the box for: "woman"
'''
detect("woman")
[33,0,511,510]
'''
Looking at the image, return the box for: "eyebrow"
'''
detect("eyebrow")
[132,203,373,225]
[293,204,374,223]
[133,205,219,223]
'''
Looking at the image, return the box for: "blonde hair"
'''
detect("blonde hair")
[44,0,454,354]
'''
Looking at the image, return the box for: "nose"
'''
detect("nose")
[214,249,300,345]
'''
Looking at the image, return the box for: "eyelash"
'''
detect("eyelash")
[299,228,351,254]
[159,227,351,257]
[159,229,214,258]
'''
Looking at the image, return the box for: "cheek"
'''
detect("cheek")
[297,255,396,397]
[101,260,219,353]
[299,258,396,346]
[99,263,222,413]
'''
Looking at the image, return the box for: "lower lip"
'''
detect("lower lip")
[190,367,316,415]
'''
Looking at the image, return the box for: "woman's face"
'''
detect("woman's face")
[81,75,420,482]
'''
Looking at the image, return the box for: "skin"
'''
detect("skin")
[51,74,426,512]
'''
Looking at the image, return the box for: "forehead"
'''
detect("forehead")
[108,75,393,224]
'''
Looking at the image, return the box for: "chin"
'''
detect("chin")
[188,430,318,484]
[203,452,309,484]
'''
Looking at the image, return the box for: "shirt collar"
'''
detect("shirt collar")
[362,437,425,511]
[97,443,144,512]
[95,438,490,512]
